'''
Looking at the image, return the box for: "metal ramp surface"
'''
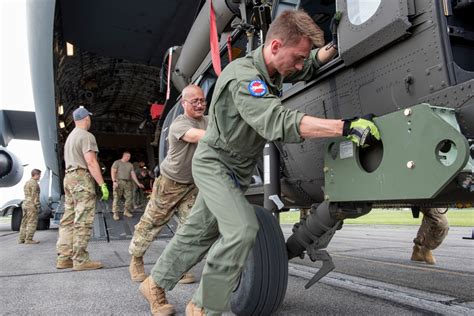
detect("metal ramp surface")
[92,200,177,242]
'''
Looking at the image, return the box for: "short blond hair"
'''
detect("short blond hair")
[265,10,324,48]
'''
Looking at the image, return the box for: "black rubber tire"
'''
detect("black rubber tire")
[230,205,288,316]
[11,207,22,231]
[37,218,50,230]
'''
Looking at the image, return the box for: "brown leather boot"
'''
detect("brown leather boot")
[421,247,436,264]
[139,276,175,315]
[113,212,120,221]
[73,260,103,271]
[178,272,196,284]
[124,210,133,218]
[185,301,206,316]
[411,245,424,262]
[25,239,40,244]
[129,256,147,282]
[56,258,73,269]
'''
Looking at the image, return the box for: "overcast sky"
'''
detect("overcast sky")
[0,0,45,206]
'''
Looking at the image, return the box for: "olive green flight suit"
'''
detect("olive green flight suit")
[151,46,322,315]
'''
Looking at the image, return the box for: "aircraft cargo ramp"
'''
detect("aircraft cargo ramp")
[54,200,177,242]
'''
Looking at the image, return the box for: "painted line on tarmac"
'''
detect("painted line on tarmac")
[332,253,472,277]
[0,232,18,237]
[289,263,474,315]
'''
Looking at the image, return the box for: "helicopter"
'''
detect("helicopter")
[0,0,472,314]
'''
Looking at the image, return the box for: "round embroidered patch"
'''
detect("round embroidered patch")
[248,80,268,97]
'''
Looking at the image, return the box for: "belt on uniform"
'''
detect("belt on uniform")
[117,179,131,181]
[65,167,88,173]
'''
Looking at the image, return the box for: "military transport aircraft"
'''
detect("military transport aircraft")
[0,0,472,315]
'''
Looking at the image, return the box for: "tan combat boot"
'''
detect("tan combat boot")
[73,260,103,271]
[185,301,206,316]
[124,210,133,218]
[25,239,40,244]
[56,258,73,269]
[139,276,175,315]
[411,245,424,262]
[421,247,436,264]
[178,272,196,284]
[129,256,147,282]
[18,239,25,244]
[113,212,120,221]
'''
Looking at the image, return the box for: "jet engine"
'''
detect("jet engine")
[0,147,24,188]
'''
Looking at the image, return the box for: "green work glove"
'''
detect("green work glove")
[100,183,109,201]
[342,114,381,147]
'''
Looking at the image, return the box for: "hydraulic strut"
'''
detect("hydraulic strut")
[287,201,371,288]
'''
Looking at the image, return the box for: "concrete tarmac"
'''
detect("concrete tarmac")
[0,219,473,315]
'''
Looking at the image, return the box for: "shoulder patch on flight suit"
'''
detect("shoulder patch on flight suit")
[248,80,268,97]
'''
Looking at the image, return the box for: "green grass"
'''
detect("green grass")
[279,208,474,226]
[2,209,473,226]
[0,216,12,224]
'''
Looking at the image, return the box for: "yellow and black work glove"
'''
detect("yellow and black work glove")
[342,114,381,147]
[100,183,109,201]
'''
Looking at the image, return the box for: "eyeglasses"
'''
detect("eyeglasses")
[184,98,207,106]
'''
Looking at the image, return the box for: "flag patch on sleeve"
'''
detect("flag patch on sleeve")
[248,80,268,97]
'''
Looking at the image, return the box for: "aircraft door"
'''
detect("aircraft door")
[336,0,414,66]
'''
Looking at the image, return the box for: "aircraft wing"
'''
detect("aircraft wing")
[0,110,38,147]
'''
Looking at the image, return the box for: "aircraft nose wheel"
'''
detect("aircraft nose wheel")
[230,205,288,316]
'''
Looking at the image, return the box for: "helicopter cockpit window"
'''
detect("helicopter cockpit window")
[347,0,381,25]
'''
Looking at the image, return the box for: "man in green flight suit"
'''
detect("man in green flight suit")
[139,10,380,316]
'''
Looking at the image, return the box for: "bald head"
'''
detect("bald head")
[182,84,203,99]
[181,84,206,119]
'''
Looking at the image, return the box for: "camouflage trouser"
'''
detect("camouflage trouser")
[19,204,38,241]
[132,181,137,206]
[112,179,133,213]
[128,175,198,258]
[414,208,449,250]
[56,169,96,264]
[134,183,145,206]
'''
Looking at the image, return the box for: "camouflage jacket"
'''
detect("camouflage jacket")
[23,178,40,208]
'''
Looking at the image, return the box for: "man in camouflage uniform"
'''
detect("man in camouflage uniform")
[18,169,42,244]
[411,208,449,264]
[139,10,380,316]
[134,161,147,207]
[56,106,109,271]
[129,85,208,289]
[111,152,144,221]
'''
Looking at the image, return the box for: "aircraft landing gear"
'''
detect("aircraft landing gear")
[11,206,22,231]
[286,201,371,288]
[231,205,288,316]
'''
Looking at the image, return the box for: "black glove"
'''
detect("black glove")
[342,114,380,147]
[328,11,342,50]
